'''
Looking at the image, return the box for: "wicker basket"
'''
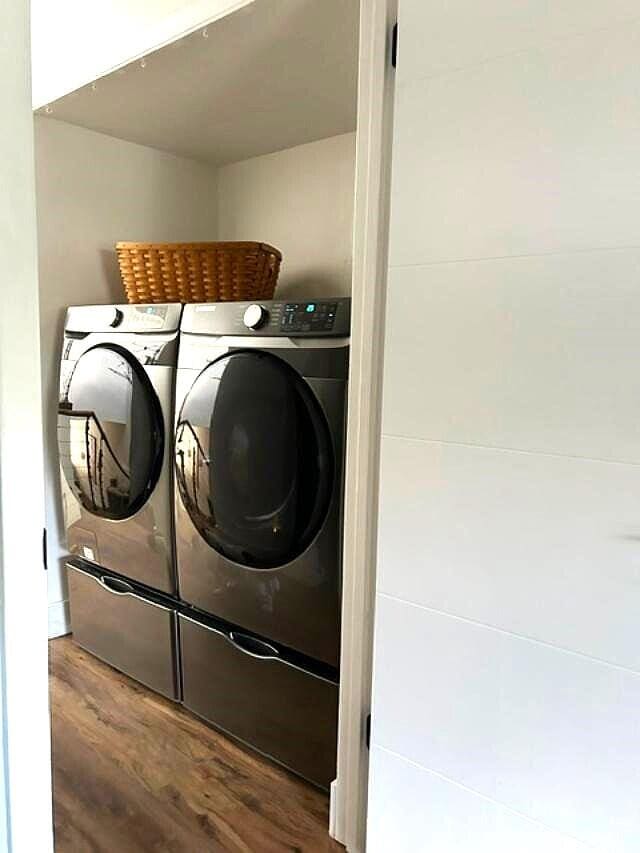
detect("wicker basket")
[116,241,282,304]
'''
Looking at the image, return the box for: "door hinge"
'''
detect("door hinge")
[366,712,372,749]
[42,527,48,571]
[391,22,398,68]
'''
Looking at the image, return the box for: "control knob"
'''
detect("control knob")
[110,308,124,328]
[243,304,268,330]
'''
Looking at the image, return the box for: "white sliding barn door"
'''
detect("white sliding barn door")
[367,2,640,850]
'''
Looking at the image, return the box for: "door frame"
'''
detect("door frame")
[331,0,397,849]
[0,0,54,851]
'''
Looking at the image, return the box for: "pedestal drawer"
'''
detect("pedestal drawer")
[179,613,338,788]
[67,562,179,700]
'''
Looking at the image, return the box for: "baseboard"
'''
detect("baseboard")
[329,779,339,839]
[48,599,70,639]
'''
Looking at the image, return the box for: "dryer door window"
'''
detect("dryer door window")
[58,344,164,520]
[175,351,334,570]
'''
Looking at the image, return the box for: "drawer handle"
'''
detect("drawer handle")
[229,631,279,660]
[99,575,134,596]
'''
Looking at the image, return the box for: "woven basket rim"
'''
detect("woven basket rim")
[116,240,282,259]
[116,240,282,305]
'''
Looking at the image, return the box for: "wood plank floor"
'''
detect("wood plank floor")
[50,636,344,853]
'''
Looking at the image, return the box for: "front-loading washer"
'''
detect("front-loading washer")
[57,303,182,594]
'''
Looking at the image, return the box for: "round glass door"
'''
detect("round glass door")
[57,345,164,520]
[175,351,334,569]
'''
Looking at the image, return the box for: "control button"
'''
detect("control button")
[110,308,124,328]
[243,304,269,330]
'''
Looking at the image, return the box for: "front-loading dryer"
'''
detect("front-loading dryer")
[174,298,349,786]
[57,303,182,594]
[174,298,350,668]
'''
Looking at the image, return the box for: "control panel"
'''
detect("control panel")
[281,301,339,333]
[184,298,351,337]
[66,303,183,334]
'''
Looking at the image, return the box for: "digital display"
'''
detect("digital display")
[281,302,338,332]
[133,305,167,329]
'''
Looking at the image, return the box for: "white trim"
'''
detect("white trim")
[48,600,70,639]
[331,0,396,850]
[329,779,339,838]
[0,1,53,850]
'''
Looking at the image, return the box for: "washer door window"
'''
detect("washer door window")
[175,351,334,570]
[58,345,164,520]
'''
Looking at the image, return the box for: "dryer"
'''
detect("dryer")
[174,298,350,786]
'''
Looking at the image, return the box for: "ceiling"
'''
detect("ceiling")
[38,0,360,166]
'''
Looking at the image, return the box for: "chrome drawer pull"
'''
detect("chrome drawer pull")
[229,631,279,660]
[99,575,134,596]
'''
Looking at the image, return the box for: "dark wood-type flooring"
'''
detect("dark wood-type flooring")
[50,636,344,853]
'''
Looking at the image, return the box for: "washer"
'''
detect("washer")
[174,298,350,667]
[57,303,181,594]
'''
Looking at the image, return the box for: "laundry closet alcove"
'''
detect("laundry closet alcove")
[33,1,394,850]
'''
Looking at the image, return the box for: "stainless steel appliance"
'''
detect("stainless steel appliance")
[174,298,350,786]
[66,560,180,700]
[58,303,182,698]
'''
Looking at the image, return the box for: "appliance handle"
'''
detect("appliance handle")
[99,574,135,596]
[228,631,279,661]
[179,614,338,685]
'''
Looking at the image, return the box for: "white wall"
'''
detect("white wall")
[369,1,640,850]
[217,133,356,300]
[0,1,53,849]
[35,117,218,637]
[31,0,254,109]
